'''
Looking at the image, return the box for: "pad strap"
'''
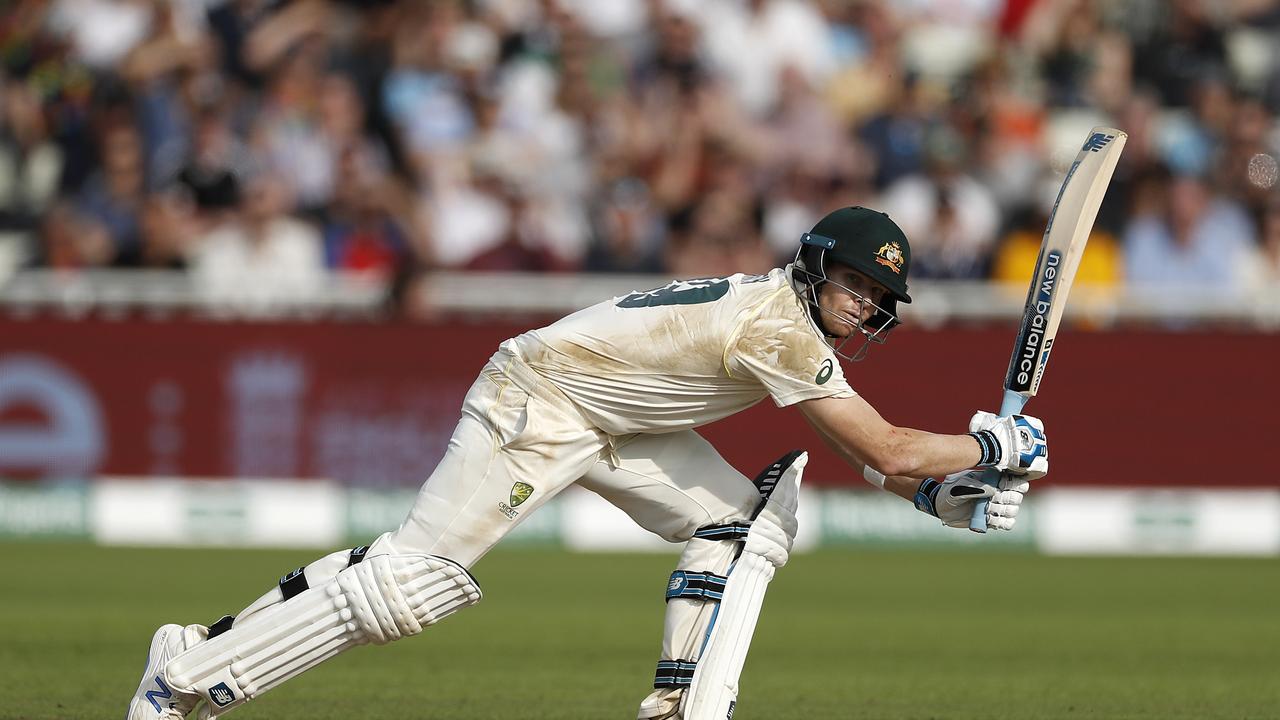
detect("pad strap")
[347,545,370,566]
[665,571,727,602]
[278,567,308,601]
[207,615,235,640]
[654,659,698,689]
[692,523,750,541]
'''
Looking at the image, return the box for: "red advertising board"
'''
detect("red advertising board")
[0,316,1275,488]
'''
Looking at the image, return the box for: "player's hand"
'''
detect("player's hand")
[987,473,1031,531]
[913,471,991,528]
[968,411,1048,480]
[913,471,1029,531]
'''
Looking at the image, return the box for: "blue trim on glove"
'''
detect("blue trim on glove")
[914,478,943,516]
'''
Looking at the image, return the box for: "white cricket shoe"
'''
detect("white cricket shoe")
[126,623,207,720]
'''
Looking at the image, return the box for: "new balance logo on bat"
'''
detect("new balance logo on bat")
[1011,250,1062,390]
[1082,132,1115,152]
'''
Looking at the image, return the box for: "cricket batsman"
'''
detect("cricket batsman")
[127,206,1048,720]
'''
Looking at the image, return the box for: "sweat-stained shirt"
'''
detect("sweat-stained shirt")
[507,265,856,436]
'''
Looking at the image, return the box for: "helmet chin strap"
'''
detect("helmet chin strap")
[795,245,835,337]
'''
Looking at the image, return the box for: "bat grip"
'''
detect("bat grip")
[968,389,1029,533]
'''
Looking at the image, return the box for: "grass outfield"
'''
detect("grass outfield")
[1,543,1275,720]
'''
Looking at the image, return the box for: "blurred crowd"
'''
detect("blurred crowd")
[2,0,1280,313]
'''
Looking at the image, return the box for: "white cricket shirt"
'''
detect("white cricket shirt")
[508,266,856,436]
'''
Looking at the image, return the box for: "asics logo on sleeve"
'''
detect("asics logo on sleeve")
[815,359,834,385]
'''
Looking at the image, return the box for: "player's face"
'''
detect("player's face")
[816,263,889,337]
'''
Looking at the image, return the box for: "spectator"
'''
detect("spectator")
[992,176,1124,289]
[205,0,306,91]
[1240,197,1280,290]
[667,183,772,277]
[762,164,827,263]
[0,82,64,276]
[46,0,155,72]
[1214,93,1278,215]
[823,0,902,128]
[253,45,336,213]
[879,124,1001,279]
[1132,0,1229,108]
[321,145,420,279]
[463,181,573,273]
[583,178,666,273]
[74,121,147,265]
[1020,0,1132,113]
[689,0,836,116]
[382,1,476,178]
[1123,171,1258,291]
[857,72,935,191]
[3,0,1278,306]
[37,200,114,268]
[167,102,256,230]
[189,172,325,313]
[137,189,197,269]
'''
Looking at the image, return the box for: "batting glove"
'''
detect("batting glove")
[987,474,1031,531]
[914,470,1029,531]
[968,411,1049,480]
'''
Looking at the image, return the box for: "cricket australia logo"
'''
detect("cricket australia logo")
[510,482,534,507]
[874,241,904,274]
[498,481,534,520]
[208,682,236,707]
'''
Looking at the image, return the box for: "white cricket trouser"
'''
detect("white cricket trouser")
[211,344,767,720]
[374,345,762,565]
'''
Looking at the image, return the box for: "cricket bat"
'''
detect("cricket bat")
[969,126,1127,532]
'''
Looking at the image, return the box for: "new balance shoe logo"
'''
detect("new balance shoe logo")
[144,676,173,712]
[209,682,236,707]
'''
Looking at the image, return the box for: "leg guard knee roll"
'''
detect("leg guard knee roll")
[165,554,480,716]
[339,553,475,644]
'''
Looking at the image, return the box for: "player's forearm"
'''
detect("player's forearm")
[797,396,986,480]
[806,419,977,506]
[881,474,923,502]
[862,427,983,479]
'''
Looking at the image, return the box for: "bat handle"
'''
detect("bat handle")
[968,390,1029,533]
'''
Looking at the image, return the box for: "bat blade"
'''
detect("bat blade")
[1004,128,1128,402]
[969,127,1127,533]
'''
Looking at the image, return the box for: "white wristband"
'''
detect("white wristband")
[862,465,886,489]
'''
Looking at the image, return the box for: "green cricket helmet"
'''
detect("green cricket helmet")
[792,206,912,361]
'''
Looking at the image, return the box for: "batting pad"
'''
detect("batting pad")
[639,533,741,719]
[164,554,480,716]
[682,452,804,720]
